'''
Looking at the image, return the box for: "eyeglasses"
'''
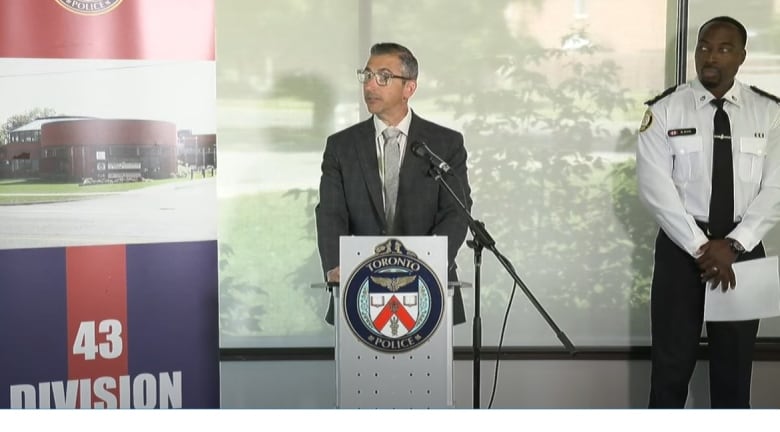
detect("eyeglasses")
[356,69,412,86]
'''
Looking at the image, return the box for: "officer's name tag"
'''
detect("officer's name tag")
[668,128,697,137]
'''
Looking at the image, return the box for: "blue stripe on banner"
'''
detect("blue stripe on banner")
[125,240,219,408]
[0,247,68,408]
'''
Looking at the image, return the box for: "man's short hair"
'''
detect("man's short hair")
[698,16,748,48]
[370,42,419,80]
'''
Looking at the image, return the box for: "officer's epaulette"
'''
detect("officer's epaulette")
[644,85,679,106]
[750,85,780,104]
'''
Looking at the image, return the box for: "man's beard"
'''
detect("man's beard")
[698,67,721,89]
[700,78,719,89]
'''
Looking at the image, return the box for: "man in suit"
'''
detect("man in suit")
[316,42,472,324]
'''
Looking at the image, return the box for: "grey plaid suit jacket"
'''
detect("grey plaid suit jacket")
[315,111,472,324]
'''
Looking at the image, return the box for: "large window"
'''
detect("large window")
[217,0,780,348]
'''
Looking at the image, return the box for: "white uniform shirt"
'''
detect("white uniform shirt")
[637,79,780,257]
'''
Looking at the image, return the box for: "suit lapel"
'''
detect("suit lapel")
[401,112,424,184]
[355,119,385,221]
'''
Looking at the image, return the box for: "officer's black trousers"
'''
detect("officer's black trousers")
[648,228,761,408]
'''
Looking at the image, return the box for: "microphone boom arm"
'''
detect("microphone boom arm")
[429,165,576,354]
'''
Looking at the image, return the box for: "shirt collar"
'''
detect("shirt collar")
[373,109,413,140]
[692,78,743,109]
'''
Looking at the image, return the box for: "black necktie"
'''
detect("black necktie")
[708,98,734,238]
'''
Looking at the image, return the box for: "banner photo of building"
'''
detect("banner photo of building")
[0,0,218,409]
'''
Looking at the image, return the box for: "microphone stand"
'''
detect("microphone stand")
[429,166,576,409]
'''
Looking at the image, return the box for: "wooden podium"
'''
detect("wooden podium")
[334,236,454,408]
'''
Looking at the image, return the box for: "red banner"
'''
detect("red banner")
[66,245,128,407]
[0,0,214,60]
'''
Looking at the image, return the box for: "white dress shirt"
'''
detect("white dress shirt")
[637,79,780,257]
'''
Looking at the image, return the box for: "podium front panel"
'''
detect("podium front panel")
[335,236,453,408]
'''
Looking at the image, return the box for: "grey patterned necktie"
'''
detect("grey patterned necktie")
[382,127,401,232]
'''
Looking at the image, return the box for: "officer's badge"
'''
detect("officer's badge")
[639,109,653,132]
[343,239,444,352]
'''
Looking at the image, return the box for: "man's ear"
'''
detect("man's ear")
[404,80,417,99]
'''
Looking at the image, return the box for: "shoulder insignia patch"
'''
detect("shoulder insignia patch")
[750,85,780,104]
[639,109,653,132]
[644,85,678,106]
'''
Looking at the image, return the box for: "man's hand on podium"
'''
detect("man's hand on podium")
[327,266,341,283]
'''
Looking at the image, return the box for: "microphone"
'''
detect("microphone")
[411,140,451,173]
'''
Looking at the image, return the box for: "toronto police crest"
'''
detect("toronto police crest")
[55,0,124,16]
[343,239,444,352]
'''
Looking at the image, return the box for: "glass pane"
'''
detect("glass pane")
[217,0,673,348]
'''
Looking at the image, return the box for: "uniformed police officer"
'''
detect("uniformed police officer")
[636,16,780,408]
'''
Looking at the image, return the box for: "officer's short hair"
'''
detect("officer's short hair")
[698,16,748,48]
